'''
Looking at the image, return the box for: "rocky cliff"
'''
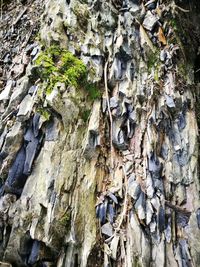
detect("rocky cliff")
[0,0,200,266]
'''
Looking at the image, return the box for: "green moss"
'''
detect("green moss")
[35,46,87,91]
[85,83,101,100]
[132,257,142,267]
[154,67,159,81]
[37,107,51,121]
[34,45,100,100]
[147,50,159,70]
[81,109,91,122]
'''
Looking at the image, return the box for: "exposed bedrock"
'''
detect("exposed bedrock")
[0,0,200,266]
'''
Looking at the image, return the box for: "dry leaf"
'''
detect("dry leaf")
[158,27,167,45]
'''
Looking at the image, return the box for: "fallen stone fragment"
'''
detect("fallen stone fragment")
[28,85,37,95]
[177,113,186,131]
[176,212,190,228]
[148,152,162,180]
[112,118,128,150]
[146,200,154,225]
[97,200,108,225]
[165,215,171,243]
[179,239,191,266]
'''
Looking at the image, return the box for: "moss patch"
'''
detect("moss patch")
[147,49,159,71]
[34,45,100,101]
[37,107,51,121]
[81,109,91,122]
[35,46,87,89]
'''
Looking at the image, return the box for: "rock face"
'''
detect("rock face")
[0,0,200,266]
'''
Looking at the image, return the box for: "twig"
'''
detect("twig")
[171,1,190,14]
[195,68,200,73]
[104,60,114,169]
[174,4,189,13]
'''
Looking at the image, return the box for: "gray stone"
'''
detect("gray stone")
[135,191,146,220]
[101,222,113,237]
[165,95,175,108]
[2,77,30,120]
[160,50,167,62]
[17,94,33,119]
[196,208,200,229]
[83,101,101,159]
[0,80,13,101]
[46,85,79,127]
[110,96,119,109]
[1,121,23,157]
[128,174,141,201]
[142,11,158,31]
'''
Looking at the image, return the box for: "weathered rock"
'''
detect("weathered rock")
[46,85,79,127]
[142,11,158,31]
[128,174,141,200]
[2,77,30,119]
[83,101,101,159]
[101,222,113,237]
[17,94,34,119]
[0,81,13,102]
[0,0,200,266]
[4,146,26,195]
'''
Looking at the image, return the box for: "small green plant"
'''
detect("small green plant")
[37,107,51,121]
[85,83,101,100]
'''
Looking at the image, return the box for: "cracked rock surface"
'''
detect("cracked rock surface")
[0,0,200,266]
